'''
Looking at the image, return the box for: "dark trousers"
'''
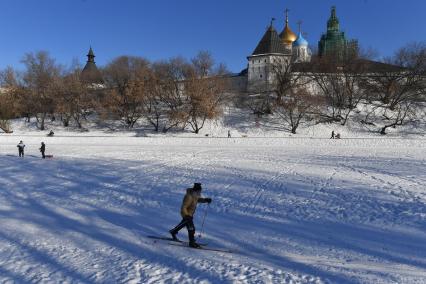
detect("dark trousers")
[18,149,24,157]
[170,217,196,242]
[41,151,45,159]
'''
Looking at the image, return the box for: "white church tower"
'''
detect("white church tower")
[292,23,312,63]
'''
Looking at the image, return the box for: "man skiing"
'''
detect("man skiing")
[39,142,46,159]
[17,141,25,157]
[169,183,212,248]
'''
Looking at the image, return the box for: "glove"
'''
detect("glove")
[205,198,212,204]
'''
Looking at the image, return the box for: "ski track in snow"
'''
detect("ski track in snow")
[0,136,425,283]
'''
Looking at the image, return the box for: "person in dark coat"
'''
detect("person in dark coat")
[169,183,212,248]
[39,142,46,159]
[330,131,335,139]
[17,141,25,157]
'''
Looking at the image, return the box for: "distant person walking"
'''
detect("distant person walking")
[39,142,46,159]
[17,141,25,157]
[228,130,231,138]
[330,131,335,139]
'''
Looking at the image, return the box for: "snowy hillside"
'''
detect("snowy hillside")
[0,130,425,283]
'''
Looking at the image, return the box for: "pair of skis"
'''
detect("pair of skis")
[147,236,234,253]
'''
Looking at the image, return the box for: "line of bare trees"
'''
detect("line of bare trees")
[0,50,229,134]
[1,43,425,135]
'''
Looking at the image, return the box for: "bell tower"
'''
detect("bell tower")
[81,46,103,84]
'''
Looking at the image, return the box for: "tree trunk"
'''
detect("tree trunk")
[38,113,46,130]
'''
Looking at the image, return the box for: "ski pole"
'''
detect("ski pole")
[198,203,210,239]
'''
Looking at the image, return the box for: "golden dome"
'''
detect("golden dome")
[280,9,297,45]
[280,24,297,44]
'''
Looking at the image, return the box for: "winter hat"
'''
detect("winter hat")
[193,183,202,191]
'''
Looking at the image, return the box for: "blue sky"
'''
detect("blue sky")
[0,0,424,72]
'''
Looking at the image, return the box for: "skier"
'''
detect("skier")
[228,130,231,138]
[17,140,25,157]
[169,183,212,248]
[39,142,46,159]
[330,130,335,139]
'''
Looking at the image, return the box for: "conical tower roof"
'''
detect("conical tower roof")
[88,47,95,58]
[327,6,340,32]
[252,23,288,55]
[81,47,103,84]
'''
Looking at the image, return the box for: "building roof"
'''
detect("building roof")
[292,58,406,73]
[252,24,289,56]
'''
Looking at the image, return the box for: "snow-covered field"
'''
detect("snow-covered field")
[0,126,425,283]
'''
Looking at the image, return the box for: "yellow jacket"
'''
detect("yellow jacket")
[180,188,208,218]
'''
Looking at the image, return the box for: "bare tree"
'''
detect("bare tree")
[144,59,188,132]
[0,67,20,132]
[363,42,426,134]
[183,53,227,134]
[242,92,274,117]
[338,59,370,125]
[191,51,215,78]
[0,93,14,133]
[309,56,349,122]
[378,101,419,135]
[268,58,322,133]
[308,54,373,125]
[273,88,322,134]
[56,68,92,128]
[102,56,150,128]
[183,73,227,134]
[21,51,61,130]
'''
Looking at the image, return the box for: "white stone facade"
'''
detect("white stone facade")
[247,54,292,93]
[293,45,312,63]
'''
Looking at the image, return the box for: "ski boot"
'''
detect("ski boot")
[188,230,201,248]
[169,230,179,242]
[189,241,201,248]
